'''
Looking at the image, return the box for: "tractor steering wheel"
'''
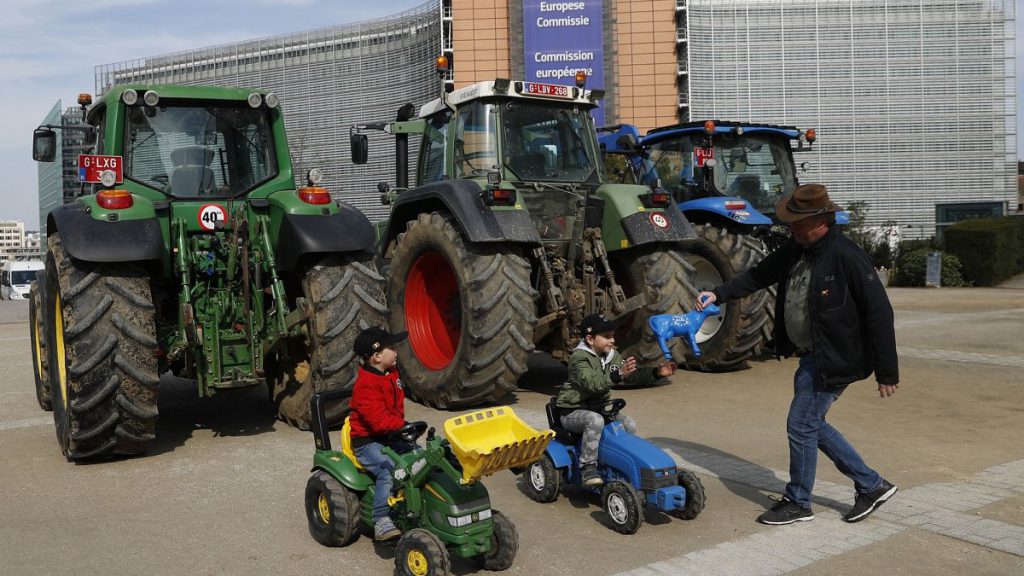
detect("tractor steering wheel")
[600,399,627,422]
[388,421,429,444]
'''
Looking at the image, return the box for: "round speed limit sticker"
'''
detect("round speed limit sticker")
[649,212,669,229]
[198,204,227,231]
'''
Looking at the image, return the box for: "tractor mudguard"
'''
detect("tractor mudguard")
[545,439,574,470]
[312,452,373,492]
[48,204,163,263]
[274,203,376,271]
[617,202,697,247]
[383,179,541,250]
[680,197,773,227]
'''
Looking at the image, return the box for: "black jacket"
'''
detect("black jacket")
[714,226,899,390]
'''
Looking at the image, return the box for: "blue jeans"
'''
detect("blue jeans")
[785,355,882,508]
[353,442,395,522]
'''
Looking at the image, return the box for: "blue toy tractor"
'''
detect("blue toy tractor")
[520,310,718,534]
[521,398,705,534]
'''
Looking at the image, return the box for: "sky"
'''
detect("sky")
[1,0,425,231]
[2,0,1022,230]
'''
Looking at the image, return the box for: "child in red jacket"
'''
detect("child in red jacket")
[349,326,409,541]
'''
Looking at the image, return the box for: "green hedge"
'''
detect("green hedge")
[943,217,1024,286]
[893,248,969,287]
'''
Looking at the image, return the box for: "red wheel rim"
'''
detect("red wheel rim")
[405,251,461,370]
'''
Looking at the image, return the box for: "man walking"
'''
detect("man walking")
[696,183,899,525]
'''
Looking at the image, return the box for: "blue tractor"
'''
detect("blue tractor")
[599,121,846,371]
[519,308,718,534]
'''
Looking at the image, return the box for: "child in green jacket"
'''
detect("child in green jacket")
[555,313,676,486]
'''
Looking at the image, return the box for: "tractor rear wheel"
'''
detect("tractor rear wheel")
[269,255,387,430]
[305,470,361,547]
[45,233,159,460]
[386,212,537,409]
[612,246,699,366]
[683,224,774,371]
[30,274,52,411]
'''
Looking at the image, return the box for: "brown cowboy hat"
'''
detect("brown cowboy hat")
[775,183,842,223]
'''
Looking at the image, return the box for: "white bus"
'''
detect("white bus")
[1,260,45,300]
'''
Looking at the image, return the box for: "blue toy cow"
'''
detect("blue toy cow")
[648,304,721,360]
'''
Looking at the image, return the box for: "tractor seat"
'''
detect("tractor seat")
[545,398,578,445]
[339,416,365,471]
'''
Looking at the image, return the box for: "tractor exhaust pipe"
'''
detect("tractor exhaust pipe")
[395,103,416,189]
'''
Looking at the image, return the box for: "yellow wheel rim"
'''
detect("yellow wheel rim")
[54,292,68,409]
[32,312,44,381]
[406,550,429,576]
[317,493,330,524]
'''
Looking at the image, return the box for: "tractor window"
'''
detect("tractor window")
[711,135,796,213]
[648,138,698,198]
[501,103,595,182]
[453,101,498,179]
[419,111,451,183]
[124,103,278,198]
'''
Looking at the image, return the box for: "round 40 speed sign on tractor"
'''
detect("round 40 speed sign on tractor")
[198,204,227,231]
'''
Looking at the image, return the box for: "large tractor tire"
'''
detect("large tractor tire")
[611,246,699,366]
[683,223,774,372]
[45,234,159,460]
[30,275,52,411]
[269,255,387,430]
[386,212,537,409]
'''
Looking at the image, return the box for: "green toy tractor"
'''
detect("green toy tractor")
[30,85,386,460]
[351,62,700,409]
[305,390,553,575]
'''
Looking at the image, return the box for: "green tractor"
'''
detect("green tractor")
[30,85,386,460]
[305,390,552,575]
[351,65,700,408]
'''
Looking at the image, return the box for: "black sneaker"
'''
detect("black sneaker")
[844,479,897,523]
[756,497,814,525]
[581,464,603,487]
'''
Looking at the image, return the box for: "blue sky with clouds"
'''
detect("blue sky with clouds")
[2,1,1021,229]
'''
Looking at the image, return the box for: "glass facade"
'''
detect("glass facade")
[94,1,443,221]
[682,0,1017,238]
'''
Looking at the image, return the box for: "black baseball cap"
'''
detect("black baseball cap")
[580,313,617,336]
[353,327,408,357]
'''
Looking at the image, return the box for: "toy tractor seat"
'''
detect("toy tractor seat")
[339,417,364,471]
[444,406,554,484]
[545,398,579,445]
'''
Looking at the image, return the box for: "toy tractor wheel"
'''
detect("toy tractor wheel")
[269,255,387,430]
[602,481,645,535]
[387,212,537,408]
[683,224,775,371]
[394,528,451,576]
[45,233,159,460]
[671,469,706,520]
[305,470,360,547]
[522,454,560,503]
[611,246,698,365]
[474,510,518,571]
[29,275,52,411]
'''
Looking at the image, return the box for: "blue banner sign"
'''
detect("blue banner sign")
[522,1,604,125]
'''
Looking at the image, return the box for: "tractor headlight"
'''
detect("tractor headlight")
[122,89,138,106]
[247,92,263,108]
[447,509,491,527]
[264,92,280,108]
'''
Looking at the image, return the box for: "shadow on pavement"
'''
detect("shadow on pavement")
[650,437,851,514]
[148,374,277,456]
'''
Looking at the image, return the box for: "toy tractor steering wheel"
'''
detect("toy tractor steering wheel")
[388,421,429,444]
[600,399,627,422]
